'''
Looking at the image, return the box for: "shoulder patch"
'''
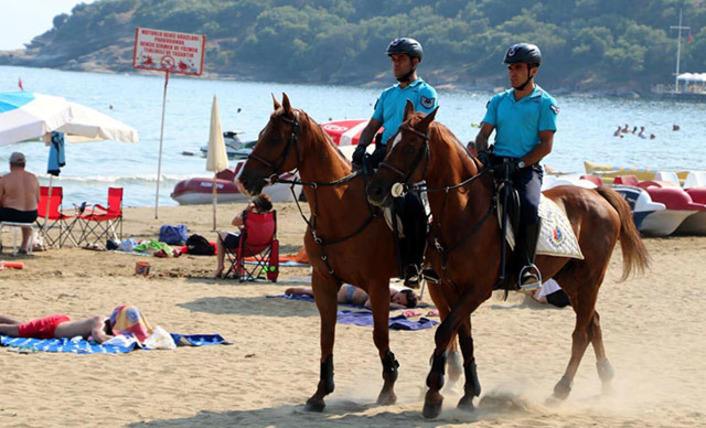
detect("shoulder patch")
[420,96,435,109]
[550,105,560,115]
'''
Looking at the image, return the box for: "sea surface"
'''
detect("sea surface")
[2,65,706,208]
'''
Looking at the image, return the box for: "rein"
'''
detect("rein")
[249,110,380,282]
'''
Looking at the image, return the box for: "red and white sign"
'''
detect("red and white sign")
[133,27,206,76]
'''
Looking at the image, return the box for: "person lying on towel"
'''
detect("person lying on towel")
[0,304,153,344]
[285,284,419,309]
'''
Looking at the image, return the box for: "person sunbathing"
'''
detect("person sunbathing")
[285,284,419,309]
[0,314,114,343]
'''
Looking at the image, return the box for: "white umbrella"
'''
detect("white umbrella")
[0,91,73,146]
[0,91,139,144]
[206,95,229,230]
[60,102,139,143]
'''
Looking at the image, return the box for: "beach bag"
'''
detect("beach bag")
[185,234,215,256]
[159,224,188,245]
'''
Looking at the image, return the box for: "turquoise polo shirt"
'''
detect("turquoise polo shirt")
[372,78,438,144]
[481,86,558,158]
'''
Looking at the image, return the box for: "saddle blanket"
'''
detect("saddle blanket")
[502,195,584,260]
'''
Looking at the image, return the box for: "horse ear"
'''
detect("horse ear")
[417,107,439,131]
[282,92,292,114]
[271,93,281,111]
[403,99,415,121]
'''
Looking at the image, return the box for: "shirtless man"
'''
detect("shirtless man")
[0,314,114,343]
[0,152,40,253]
[285,284,419,309]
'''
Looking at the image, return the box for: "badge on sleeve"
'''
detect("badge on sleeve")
[550,105,560,115]
[420,96,435,109]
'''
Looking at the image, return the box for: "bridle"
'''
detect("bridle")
[377,121,494,289]
[245,109,378,283]
[247,111,302,180]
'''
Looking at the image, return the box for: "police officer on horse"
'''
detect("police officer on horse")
[470,43,559,290]
[354,37,438,286]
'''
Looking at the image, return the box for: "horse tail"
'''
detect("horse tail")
[596,186,651,281]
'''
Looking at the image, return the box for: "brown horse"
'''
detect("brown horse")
[366,101,650,418]
[237,94,461,411]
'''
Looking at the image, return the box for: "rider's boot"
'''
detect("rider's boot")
[404,264,421,288]
[518,220,542,290]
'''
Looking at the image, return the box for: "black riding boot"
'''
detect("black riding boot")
[518,220,542,290]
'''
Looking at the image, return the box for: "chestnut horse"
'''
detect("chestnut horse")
[366,102,650,418]
[237,94,460,411]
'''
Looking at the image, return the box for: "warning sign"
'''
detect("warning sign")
[133,27,206,76]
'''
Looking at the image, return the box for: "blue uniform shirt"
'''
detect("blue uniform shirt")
[372,78,438,144]
[481,86,558,158]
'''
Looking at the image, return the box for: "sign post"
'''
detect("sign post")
[133,27,206,218]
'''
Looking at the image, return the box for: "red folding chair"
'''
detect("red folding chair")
[35,186,78,248]
[224,210,278,282]
[76,187,123,247]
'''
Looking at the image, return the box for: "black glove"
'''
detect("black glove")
[352,144,367,167]
[477,150,491,166]
[369,144,387,168]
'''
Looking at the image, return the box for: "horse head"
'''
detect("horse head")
[238,93,302,196]
[367,100,438,207]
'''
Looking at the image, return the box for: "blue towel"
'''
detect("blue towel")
[0,333,228,354]
[47,131,65,176]
[336,310,438,330]
[268,293,431,310]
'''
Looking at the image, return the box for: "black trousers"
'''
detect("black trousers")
[394,191,427,268]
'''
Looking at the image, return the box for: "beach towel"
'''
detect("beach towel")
[266,295,438,330]
[47,131,66,176]
[0,333,228,354]
[110,304,153,342]
[336,310,438,330]
[269,293,431,309]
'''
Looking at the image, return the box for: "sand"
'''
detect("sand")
[0,201,704,427]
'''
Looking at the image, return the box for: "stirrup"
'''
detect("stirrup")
[421,268,441,284]
[403,265,421,288]
[518,263,542,290]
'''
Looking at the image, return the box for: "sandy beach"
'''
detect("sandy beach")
[1,201,704,427]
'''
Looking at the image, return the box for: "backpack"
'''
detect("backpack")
[159,224,188,245]
[185,234,215,256]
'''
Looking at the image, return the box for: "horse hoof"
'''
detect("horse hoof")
[423,391,443,419]
[544,395,562,408]
[376,391,397,406]
[305,397,326,412]
[457,395,475,412]
[552,376,572,401]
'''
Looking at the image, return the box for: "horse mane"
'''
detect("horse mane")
[295,109,352,167]
[428,120,478,169]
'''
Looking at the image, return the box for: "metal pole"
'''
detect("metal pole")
[155,70,170,219]
[212,172,218,231]
[671,8,691,94]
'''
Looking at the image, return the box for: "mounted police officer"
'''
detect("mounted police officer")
[354,37,438,286]
[469,43,558,290]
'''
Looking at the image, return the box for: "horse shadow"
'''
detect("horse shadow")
[124,400,529,428]
[177,295,319,318]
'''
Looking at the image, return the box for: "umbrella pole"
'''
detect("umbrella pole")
[154,71,170,219]
[212,173,218,231]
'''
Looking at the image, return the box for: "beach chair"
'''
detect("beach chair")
[35,186,78,248]
[76,187,123,247]
[224,210,278,282]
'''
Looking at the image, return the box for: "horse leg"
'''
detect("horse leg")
[456,317,481,411]
[588,311,615,394]
[424,290,488,419]
[368,281,398,405]
[549,283,599,403]
[305,274,340,412]
[427,282,462,386]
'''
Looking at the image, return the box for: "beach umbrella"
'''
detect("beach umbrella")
[0,91,73,146]
[206,95,229,230]
[0,91,139,144]
[320,118,373,146]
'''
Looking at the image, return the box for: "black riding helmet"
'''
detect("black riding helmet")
[386,37,423,63]
[503,43,542,68]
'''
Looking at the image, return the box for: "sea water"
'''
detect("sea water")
[2,65,706,207]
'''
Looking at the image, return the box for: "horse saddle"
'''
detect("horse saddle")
[499,195,584,260]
